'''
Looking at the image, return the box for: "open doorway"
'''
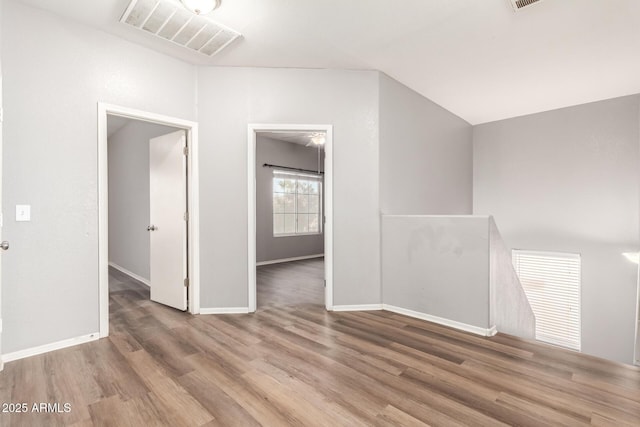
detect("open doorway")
[256,131,325,308]
[248,124,333,312]
[107,117,187,306]
[98,104,200,338]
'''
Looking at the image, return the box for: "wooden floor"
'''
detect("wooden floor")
[1,259,640,426]
[257,258,324,308]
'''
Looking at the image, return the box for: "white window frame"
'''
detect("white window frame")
[512,249,582,351]
[272,170,323,237]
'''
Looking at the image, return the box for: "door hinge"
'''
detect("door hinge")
[184,278,189,288]
[324,279,326,288]
[183,146,189,156]
[184,212,189,221]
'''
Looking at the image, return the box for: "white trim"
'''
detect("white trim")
[98,103,201,339]
[324,125,334,311]
[256,254,324,266]
[328,304,497,337]
[248,124,334,312]
[108,262,150,287]
[2,333,99,363]
[0,70,3,372]
[634,260,639,366]
[332,304,384,312]
[382,304,498,337]
[382,215,492,219]
[248,127,257,312]
[199,307,250,314]
[187,124,201,315]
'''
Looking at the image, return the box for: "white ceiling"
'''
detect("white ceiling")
[259,131,325,148]
[14,0,640,124]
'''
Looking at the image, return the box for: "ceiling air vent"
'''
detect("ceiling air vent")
[121,0,241,57]
[509,0,544,11]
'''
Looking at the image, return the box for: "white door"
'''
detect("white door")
[149,130,187,311]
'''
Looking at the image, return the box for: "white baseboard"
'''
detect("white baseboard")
[2,333,100,363]
[382,304,497,337]
[109,262,150,287]
[329,304,496,337]
[200,307,250,314]
[332,304,383,312]
[256,254,324,266]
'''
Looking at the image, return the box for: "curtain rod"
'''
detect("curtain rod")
[262,163,324,175]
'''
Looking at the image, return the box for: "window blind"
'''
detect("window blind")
[512,250,581,351]
[273,170,322,180]
[272,170,322,236]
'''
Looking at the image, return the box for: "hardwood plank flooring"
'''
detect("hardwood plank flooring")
[1,259,639,426]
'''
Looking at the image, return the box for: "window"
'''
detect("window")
[512,250,581,351]
[272,171,322,236]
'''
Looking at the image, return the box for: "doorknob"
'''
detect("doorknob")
[0,241,9,250]
[147,225,157,231]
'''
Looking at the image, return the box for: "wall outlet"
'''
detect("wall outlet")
[16,205,31,222]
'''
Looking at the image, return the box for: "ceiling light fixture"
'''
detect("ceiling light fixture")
[623,252,639,264]
[311,134,326,145]
[180,0,221,15]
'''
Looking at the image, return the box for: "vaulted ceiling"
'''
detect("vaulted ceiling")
[13,0,640,124]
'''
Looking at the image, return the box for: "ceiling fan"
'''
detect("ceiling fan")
[305,132,326,147]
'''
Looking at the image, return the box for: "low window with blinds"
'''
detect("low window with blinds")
[272,170,322,236]
[512,250,581,351]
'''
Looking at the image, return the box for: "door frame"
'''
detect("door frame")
[98,103,200,338]
[0,72,3,371]
[247,124,334,312]
[635,266,640,366]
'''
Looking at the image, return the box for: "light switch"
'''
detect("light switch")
[16,205,31,222]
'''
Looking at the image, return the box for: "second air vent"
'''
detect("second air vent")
[121,0,241,57]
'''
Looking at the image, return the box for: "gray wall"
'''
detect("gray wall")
[474,95,640,364]
[256,135,324,263]
[0,1,476,353]
[108,119,178,281]
[381,215,490,329]
[489,217,536,339]
[379,73,473,215]
[197,66,380,308]
[1,1,196,354]
[5,0,637,366]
